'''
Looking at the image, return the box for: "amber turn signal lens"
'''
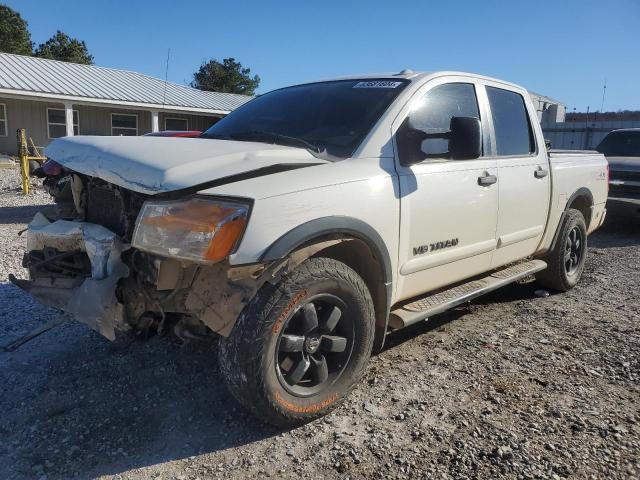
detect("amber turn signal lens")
[204,216,248,262]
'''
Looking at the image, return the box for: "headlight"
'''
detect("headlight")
[132,197,249,263]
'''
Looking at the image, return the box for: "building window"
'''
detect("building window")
[47,108,79,139]
[164,117,189,131]
[0,104,6,137]
[111,113,138,136]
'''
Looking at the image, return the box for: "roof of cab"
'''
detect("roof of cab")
[292,70,525,90]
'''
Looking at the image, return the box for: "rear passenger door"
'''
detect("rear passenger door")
[482,84,551,268]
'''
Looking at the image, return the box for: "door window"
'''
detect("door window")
[401,83,481,159]
[486,87,535,156]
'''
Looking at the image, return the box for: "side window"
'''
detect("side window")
[407,83,480,158]
[398,83,480,161]
[486,87,535,156]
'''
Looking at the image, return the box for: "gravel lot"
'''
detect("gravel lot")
[0,168,638,480]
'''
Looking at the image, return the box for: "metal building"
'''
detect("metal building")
[0,53,252,155]
[528,91,566,126]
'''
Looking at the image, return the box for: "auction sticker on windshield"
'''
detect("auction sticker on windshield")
[353,81,403,88]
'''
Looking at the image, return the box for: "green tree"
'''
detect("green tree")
[0,5,33,55]
[34,30,94,64]
[191,57,260,95]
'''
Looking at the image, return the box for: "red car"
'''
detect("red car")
[144,130,202,138]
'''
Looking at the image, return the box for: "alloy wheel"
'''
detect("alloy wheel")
[275,294,354,397]
[564,226,583,276]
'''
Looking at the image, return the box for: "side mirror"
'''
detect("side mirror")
[448,116,482,160]
[398,116,482,165]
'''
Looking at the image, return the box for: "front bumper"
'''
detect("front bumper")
[10,213,129,340]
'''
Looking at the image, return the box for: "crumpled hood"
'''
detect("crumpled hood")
[45,136,326,195]
[605,156,640,172]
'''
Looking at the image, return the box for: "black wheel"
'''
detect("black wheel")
[218,257,375,427]
[536,209,588,292]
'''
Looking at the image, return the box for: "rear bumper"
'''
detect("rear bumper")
[606,197,640,219]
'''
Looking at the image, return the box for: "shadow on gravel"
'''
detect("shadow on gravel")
[0,204,55,224]
[382,309,469,352]
[382,280,543,353]
[590,216,640,248]
[0,291,280,479]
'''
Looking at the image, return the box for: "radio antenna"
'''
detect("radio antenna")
[161,48,171,109]
[600,78,607,112]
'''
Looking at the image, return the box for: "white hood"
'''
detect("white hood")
[45,136,326,195]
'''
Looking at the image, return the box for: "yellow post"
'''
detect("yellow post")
[17,128,29,195]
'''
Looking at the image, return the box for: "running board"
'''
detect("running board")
[388,259,547,330]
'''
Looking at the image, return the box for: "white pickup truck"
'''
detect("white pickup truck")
[13,71,608,426]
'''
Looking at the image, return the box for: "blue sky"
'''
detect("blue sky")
[6,0,639,112]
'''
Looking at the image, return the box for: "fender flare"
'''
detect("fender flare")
[566,187,594,211]
[260,216,393,285]
[260,216,393,350]
[550,187,594,251]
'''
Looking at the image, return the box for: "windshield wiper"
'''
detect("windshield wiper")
[229,130,322,153]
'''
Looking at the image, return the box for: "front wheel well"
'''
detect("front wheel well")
[308,237,389,351]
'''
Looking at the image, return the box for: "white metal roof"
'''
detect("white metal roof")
[0,53,252,114]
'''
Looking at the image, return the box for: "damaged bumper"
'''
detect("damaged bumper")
[11,213,342,342]
[10,212,129,340]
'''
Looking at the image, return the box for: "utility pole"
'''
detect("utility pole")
[600,79,607,112]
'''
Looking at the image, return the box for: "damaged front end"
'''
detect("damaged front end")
[11,171,322,343]
[10,213,129,339]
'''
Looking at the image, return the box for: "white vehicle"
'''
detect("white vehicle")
[13,71,608,426]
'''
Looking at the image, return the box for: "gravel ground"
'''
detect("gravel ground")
[0,168,638,480]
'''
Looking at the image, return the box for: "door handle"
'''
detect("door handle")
[478,171,497,186]
[534,166,548,178]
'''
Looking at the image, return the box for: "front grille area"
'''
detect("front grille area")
[85,178,147,240]
[86,184,126,235]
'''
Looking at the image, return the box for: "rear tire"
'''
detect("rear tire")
[536,209,587,292]
[218,257,375,427]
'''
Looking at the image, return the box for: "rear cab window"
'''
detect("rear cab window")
[596,131,640,156]
[486,86,535,156]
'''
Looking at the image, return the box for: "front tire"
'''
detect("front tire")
[536,208,588,292]
[218,257,375,427]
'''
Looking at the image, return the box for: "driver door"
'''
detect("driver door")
[394,80,499,302]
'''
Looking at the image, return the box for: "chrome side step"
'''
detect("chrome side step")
[388,259,547,330]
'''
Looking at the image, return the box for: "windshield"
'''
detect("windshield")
[596,131,640,157]
[202,79,409,159]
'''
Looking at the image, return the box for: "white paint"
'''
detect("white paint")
[45,136,326,195]
[64,102,74,137]
[151,110,159,133]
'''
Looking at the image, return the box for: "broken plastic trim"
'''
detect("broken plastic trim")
[10,213,130,340]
